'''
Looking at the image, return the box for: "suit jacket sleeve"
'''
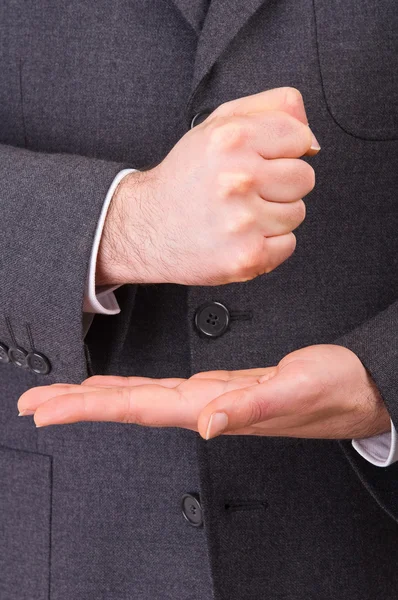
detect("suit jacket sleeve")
[335,300,398,429]
[0,143,132,384]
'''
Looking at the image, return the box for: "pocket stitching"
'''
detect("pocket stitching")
[312,0,398,142]
[0,445,53,600]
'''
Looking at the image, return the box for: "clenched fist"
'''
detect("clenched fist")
[97,87,319,287]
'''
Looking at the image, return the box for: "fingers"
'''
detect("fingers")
[213,157,313,238]
[18,376,184,414]
[257,158,315,203]
[207,111,316,160]
[214,87,310,126]
[27,384,195,429]
[18,384,93,414]
[214,87,320,156]
[261,233,297,273]
[197,368,301,439]
[17,368,279,430]
[255,198,306,236]
[247,111,315,158]
[82,375,185,388]
[218,158,315,204]
[191,367,276,381]
[223,232,296,282]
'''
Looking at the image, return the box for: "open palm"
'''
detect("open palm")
[18,345,389,440]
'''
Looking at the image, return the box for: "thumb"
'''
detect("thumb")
[197,367,298,439]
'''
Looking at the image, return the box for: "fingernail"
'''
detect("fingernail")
[310,132,321,153]
[18,409,35,416]
[205,412,229,440]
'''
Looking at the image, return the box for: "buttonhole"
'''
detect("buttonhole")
[224,500,267,513]
[229,310,253,322]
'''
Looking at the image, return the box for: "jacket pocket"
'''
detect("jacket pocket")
[0,445,52,600]
[313,0,398,140]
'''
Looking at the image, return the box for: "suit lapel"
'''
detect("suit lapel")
[191,0,268,95]
[170,0,208,34]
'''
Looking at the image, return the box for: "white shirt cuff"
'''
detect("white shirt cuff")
[352,419,398,467]
[83,168,136,315]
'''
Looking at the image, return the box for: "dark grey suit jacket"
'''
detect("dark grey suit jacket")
[1,0,398,598]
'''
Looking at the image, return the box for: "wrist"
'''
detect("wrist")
[96,170,142,287]
[96,169,164,286]
[362,370,391,437]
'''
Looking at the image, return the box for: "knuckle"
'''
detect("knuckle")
[307,165,316,191]
[295,125,312,153]
[289,199,306,227]
[285,232,297,257]
[267,112,310,154]
[233,388,267,424]
[131,411,148,427]
[297,161,316,192]
[247,397,265,424]
[115,387,142,425]
[217,171,254,199]
[267,111,297,141]
[226,207,256,234]
[295,370,318,395]
[283,87,304,112]
[289,232,297,254]
[208,119,245,152]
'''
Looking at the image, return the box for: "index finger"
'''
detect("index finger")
[30,384,196,429]
[214,87,309,125]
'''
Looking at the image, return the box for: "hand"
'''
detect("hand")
[96,87,319,287]
[18,345,390,440]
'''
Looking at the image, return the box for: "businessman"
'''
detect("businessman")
[1,1,398,599]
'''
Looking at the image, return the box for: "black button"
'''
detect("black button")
[26,352,51,375]
[0,343,10,364]
[8,347,28,368]
[190,110,211,129]
[195,302,230,338]
[181,493,203,527]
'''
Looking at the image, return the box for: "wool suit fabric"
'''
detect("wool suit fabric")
[0,0,398,598]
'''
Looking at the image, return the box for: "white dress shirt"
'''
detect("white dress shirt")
[83,169,398,467]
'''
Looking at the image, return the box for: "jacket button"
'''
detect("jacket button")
[0,342,10,364]
[181,493,203,527]
[195,302,230,338]
[8,347,28,368]
[26,352,51,375]
[190,110,211,129]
